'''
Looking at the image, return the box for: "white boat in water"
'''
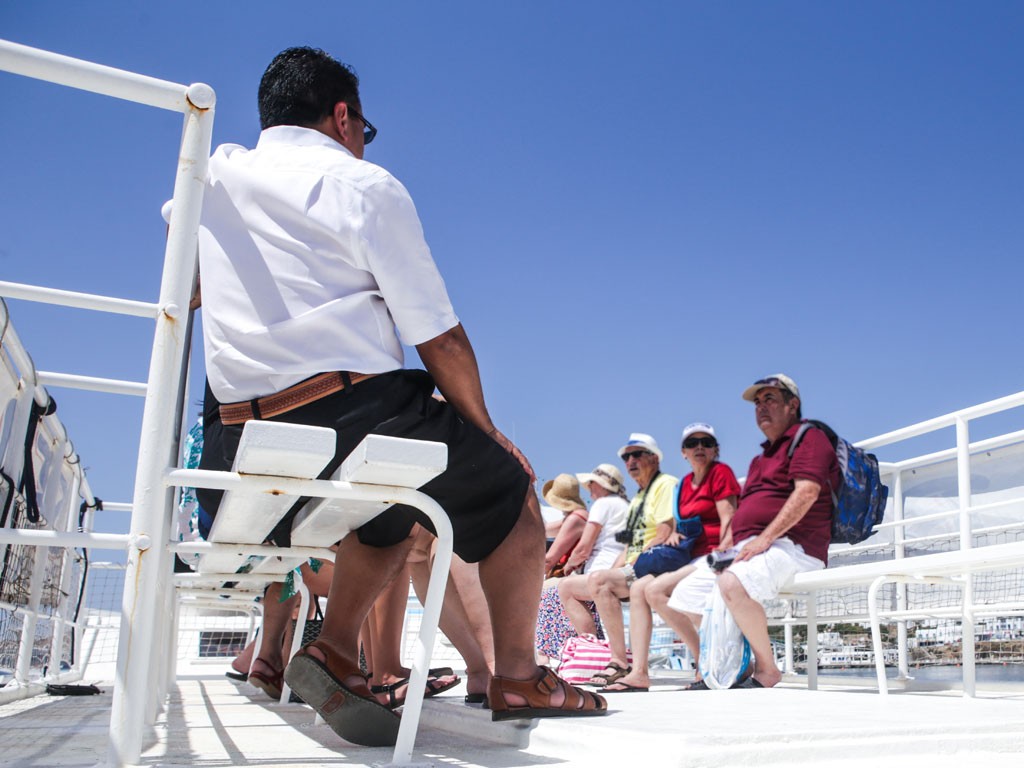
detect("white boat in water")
[2,39,1024,768]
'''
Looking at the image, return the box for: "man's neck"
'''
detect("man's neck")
[762,419,799,444]
[637,466,659,491]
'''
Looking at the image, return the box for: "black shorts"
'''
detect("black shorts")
[197,370,530,563]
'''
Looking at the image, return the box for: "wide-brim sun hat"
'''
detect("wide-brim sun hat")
[617,432,663,462]
[542,473,587,512]
[681,422,717,442]
[741,373,800,402]
[576,463,626,495]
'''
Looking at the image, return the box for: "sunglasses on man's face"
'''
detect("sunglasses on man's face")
[683,437,717,450]
[622,450,652,462]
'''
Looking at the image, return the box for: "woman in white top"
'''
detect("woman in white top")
[535,464,629,662]
[563,464,629,575]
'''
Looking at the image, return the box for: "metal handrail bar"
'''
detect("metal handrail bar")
[0,529,134,549]
[171,540,335,561]
[876,495,1024,530]
[854,390,1024,451]
[770,604,1024,628]
[94,502,132,513]
[882,430,1024,473]
[37,372,148,397]
[0,39,213,113]
[0,281,160,319]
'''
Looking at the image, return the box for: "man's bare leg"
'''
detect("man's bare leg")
[408,531,490,699]
[587,568,630,678]
[607,575,655,690]
[557,573,598,636]
[477,492,544,681]
[718,570,781,687]
[645,566,701,677]
[304,533,414,674]
[365,562,412,688]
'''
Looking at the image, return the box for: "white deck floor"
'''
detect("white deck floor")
[4,663,1024,767]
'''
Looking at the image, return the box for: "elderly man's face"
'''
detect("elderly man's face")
[623,449,659,488]
[752,387,800,442]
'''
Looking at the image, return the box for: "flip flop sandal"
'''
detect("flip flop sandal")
[683,679,709,691]
[464,692,488,706]
[587,662,631,687]
[224,670,248,682]
[599,681,649,693]
[371,673,462,709]
[284,640,400,747]
[489,667,607,721]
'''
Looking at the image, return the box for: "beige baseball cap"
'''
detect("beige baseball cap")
[742,373,800,402]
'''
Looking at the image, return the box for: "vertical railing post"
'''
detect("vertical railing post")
[892,470,911,680]
[783,601,794,675]
[51,468,82,675]
[805,595,818,690]
[107,85,213,768]
[955,416,976,697]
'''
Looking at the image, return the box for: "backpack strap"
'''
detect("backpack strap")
[786,420,840,507]
[787,421,815,459]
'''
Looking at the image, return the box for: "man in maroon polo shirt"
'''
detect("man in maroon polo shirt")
[667,373,839,688]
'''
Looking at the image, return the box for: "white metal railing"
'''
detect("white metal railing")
[0,37,215,767]
[769,391,1024,695]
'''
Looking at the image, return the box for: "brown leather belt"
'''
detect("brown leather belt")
[219,371,377,425]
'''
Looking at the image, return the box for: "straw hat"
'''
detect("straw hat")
[542,473,587,512]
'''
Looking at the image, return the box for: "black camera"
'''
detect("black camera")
[614,528,632,544]
[707,548,737,573]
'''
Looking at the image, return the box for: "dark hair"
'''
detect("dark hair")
[780,389,803,420]
[258,47,361,130]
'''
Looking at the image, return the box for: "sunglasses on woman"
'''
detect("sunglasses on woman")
[683,437,717,449]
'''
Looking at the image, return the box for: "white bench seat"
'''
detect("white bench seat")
[780,540,1024,694]
[195,421,336,575]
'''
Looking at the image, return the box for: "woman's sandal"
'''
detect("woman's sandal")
[488,666,608,721]
[283,639,399,747]
[370,672,462,709]
[587,662,630,687]
[248,659,284,700]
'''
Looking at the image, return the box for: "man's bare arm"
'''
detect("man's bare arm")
[416,323,534,478]
[734,478,821,562]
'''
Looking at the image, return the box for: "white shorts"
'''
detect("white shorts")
[666,536,824,614]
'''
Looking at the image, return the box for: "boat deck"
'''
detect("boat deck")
[6,662,1024,768]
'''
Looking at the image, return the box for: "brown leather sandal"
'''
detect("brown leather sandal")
[284,639,400,746]
[488,666,608,722]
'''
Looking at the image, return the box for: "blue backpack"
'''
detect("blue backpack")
[788,420,889,545]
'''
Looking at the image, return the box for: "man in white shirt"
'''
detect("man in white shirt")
[196,47,606,746]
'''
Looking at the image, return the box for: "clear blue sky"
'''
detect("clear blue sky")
[1,2,1022,541]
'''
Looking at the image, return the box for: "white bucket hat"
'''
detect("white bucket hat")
[576,463,626,495]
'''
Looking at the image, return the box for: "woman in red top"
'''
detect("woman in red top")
[601,423,740,692]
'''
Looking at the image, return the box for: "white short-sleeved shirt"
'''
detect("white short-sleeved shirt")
[198,125,459,402]
[584,495,629,573]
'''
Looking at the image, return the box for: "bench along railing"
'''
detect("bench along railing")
[0,39,458,768]
[0,299,104,703]
[775,390,1024,697]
